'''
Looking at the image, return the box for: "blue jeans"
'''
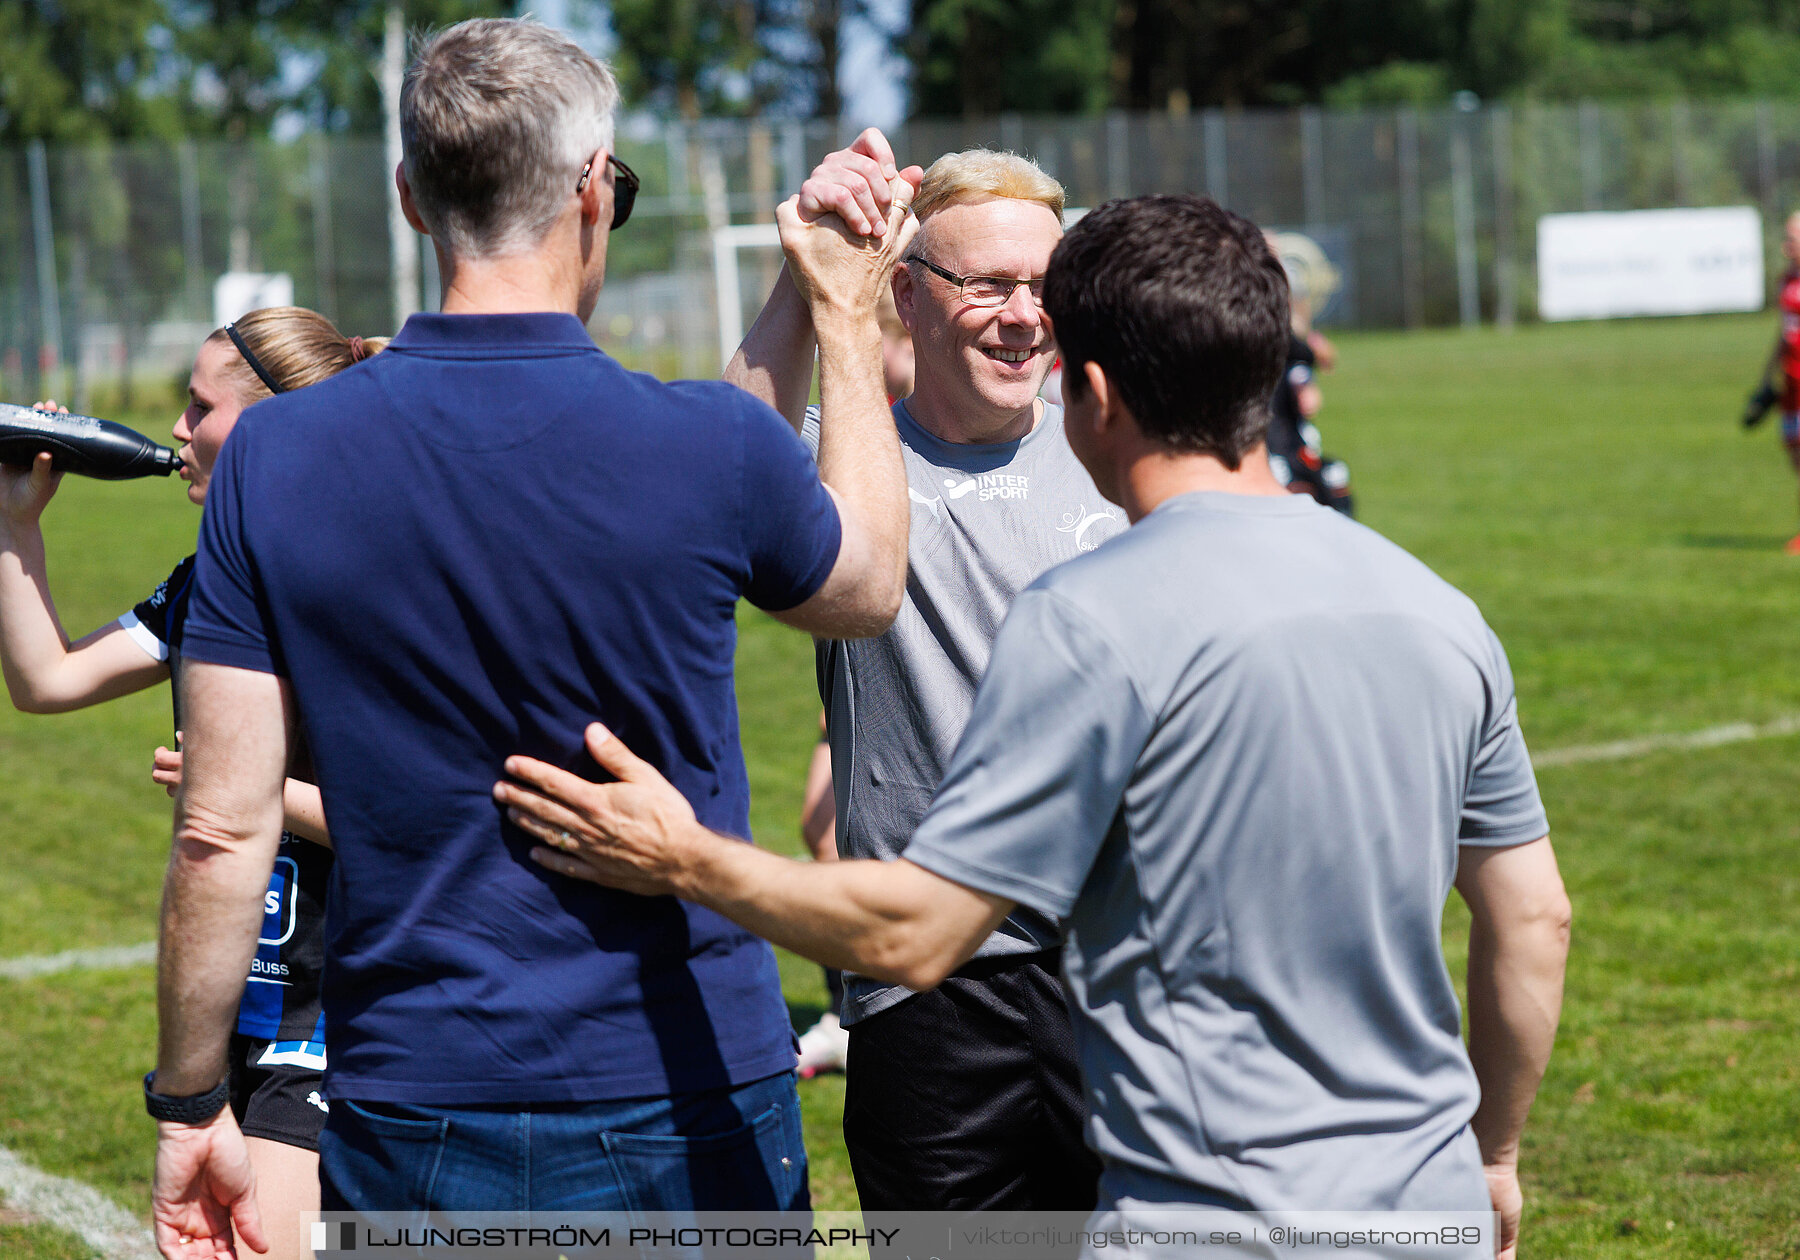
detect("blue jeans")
[319,1071,809,1212]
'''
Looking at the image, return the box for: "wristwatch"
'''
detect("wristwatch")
[143,1071,231,1124]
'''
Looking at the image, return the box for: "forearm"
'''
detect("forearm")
[156,663,293,1094]
[724,267,818,429]
[0,523,165,712]
[282,779,330,848]
[801,806,838,863]
[813,312,907,605]
[800,738,837,862]
[672,829,1000,989]
[155,809,283,1093]
[1465,912,1568,1166]
[0,519,71,709]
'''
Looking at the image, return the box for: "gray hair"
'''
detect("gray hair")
[401,18,620,258]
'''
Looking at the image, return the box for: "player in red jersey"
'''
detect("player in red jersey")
[1744,212,1800,554]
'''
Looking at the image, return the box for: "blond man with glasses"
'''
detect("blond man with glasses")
[721,136,1117,1209]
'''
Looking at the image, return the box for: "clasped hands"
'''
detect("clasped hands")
[778,127,924,315]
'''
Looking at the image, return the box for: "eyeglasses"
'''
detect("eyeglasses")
[575,153,640,230]
[908,256,1045,308]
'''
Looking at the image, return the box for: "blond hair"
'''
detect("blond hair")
[208,307,389,403]
[910,150,1066,227]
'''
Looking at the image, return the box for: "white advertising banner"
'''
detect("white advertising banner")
[1537,207,1764,321]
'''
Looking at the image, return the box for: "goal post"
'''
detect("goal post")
[712,223,782,373]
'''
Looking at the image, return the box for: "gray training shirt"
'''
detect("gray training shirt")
[803,400,1125,1023]
[904,491,1550,1212]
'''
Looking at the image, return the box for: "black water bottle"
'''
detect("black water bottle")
[0,403,182,480]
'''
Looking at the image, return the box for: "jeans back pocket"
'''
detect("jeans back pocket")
[321,1098,451,1212]
[600,1097,805,1212]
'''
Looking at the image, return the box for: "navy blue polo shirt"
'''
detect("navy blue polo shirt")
[183,312,841,1104]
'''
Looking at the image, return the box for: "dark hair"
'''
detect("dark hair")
[1044,194,1290,468]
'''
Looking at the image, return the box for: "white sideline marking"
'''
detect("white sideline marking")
[0,942,155,981]
[0,1146,157,1259]
[1535,713,1800,768]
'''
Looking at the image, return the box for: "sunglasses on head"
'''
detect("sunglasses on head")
[575,153,640,230]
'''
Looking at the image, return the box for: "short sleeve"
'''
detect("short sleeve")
[903,587,1154,919]
[740,396,840,612]
[181,428,281,675]
[800,406,821,461]
[118,555,195,662]
[1459,627,1549,846]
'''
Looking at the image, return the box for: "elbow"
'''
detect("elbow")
[9,684,67,715]
[1544,887,1574,956]
[172,803,280,864]
[1529,866,1574,946]
[5,663,94,714]
[1509,882,1573,962]
[170,824,241,866]
[875,954,957,993]
[861,579,905,638]
[843,570,907,640]
[817,587,904,641]
[857,925,959,993]
[891,955,957,993]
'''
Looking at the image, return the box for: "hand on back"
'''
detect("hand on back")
[779,128,924,319]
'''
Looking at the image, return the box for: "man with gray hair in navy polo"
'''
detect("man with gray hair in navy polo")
[146,18,915,1255]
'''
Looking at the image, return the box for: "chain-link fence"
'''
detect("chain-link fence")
[9,99,1800,406]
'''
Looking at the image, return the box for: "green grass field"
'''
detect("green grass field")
[3,312,1799,1257]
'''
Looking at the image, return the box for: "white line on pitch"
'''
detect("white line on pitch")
[0,942,155,981]
[0,1146,157,1259]
[1535,713,1800,768]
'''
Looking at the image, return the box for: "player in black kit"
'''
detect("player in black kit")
[0,307,384,1260]
[1265,331,1353,516]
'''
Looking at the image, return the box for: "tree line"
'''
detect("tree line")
[4,0,1799,143]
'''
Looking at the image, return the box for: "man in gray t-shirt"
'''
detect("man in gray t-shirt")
[727,135,1115,1208]
[906,494,1547,1213]
[802,398,1121,1019]
[512,193,1570,1257]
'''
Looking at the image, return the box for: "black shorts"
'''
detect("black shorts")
[842,951,1102,1210]
[229,1031,328,1152]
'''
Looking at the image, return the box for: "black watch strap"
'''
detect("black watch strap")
[143,1071,231,1124]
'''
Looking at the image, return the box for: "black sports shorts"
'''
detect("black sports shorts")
[228,1031,328,1152]
[843,950,1102,1210]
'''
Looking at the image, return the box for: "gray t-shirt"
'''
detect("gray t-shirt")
[803,400,1125,1022]
[904,491,1549,1211]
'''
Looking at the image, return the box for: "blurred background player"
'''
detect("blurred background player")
[795,288,915,1080]
[1265,230,1353,516]
[1742,211,1800,554]
[0,306,381,1260]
